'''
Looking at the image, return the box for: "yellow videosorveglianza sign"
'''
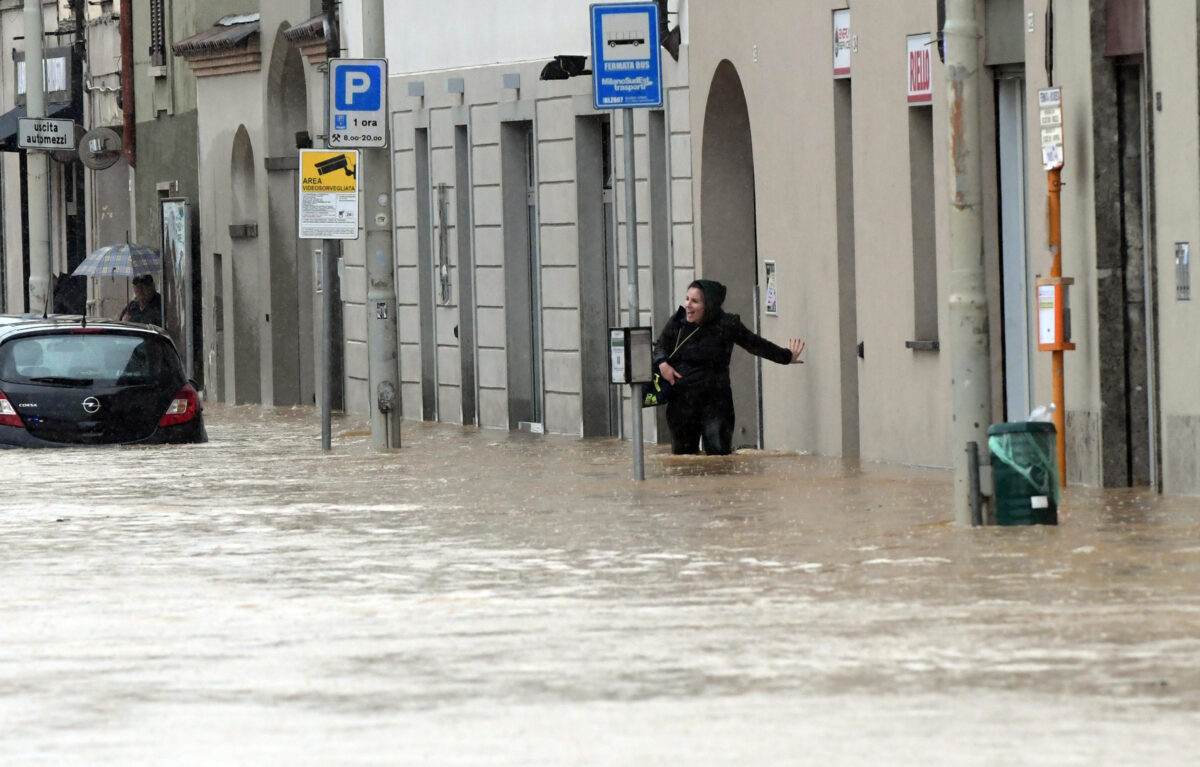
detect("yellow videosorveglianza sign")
[298,149,360,240]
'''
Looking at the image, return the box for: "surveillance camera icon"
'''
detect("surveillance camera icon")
[315,153,355,178]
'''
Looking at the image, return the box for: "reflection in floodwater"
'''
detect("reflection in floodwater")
[2,404,1199,764]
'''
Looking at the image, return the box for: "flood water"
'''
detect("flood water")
[2,404,1199,765]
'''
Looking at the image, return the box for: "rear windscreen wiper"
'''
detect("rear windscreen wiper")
[30,376,94,386]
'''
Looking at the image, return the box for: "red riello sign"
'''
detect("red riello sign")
[907,33,932,105]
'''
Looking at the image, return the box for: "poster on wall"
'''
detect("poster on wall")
[161,199,193,377]
[764,260,778,315]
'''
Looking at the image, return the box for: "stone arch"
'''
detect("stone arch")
[700,59,761,449]
[230,124,262,405]
[263,23,313,407]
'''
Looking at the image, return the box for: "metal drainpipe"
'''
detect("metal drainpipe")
[120,0,134,168]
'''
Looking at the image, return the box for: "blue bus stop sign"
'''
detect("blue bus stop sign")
[590,2,663,110]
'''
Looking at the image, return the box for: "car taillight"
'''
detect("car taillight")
[0,390,23,427]
[159,384,199,427]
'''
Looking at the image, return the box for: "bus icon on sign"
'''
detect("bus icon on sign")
[608,32,645,47]
[600,11,652,61]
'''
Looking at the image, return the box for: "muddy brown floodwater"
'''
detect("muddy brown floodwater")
[2,404,1198,765]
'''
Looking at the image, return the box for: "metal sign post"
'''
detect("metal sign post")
[591,2,663,481]
[299,146,359,449]
[1038,86,1072,487]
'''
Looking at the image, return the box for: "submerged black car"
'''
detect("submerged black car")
[0,316,206,448]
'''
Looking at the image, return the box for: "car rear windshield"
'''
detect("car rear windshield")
[0,332,182,386]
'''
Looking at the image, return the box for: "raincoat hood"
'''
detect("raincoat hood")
[691,279,727,324]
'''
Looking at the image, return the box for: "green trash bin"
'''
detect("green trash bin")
[987,421,1061,526]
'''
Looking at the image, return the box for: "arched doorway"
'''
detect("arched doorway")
[264,27,312,406]
[230,126,262,405]
[700,60,761,449]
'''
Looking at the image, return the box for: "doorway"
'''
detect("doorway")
[1093,55,1156,488]
[230,126,261,405]
[501,121,543,431]
[211,252,225,402]
[265,31,311,406]
[995,71,1034,422]
[577,115,619,437]
[700,60,760,449]
[455,124,478,426]
[834,78,861,458]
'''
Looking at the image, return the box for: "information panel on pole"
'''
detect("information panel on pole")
[1038,87,1064,170]
[590,2,663,110]
[299,149,360,240]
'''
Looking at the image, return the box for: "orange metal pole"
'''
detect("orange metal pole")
[1048,169,1062,278]
[1047,168,1066,487]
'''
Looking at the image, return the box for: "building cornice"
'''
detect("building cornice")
[172,15,261,77]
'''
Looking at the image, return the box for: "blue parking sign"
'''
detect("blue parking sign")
[591,3,663,109]
[334,64,383,110]
[328,58,388,148]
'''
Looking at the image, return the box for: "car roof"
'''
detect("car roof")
[0,315,173,343]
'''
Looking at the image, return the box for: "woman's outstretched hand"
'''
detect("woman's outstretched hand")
[789,338,806,364]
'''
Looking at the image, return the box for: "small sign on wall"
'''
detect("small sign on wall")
[764,261,778,315]
[907,33,933,105]
[833,10,852,78]
[1177,241,1191,302]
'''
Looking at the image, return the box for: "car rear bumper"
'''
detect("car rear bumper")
[0,418,207,448]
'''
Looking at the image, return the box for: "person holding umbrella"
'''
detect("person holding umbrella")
[120,274,163,326]
[72,241,163,325]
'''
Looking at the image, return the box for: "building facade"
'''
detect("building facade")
[175,1,330,409]
[180,0,692,445]
[687,0,1197,495]
[379,0,692,438]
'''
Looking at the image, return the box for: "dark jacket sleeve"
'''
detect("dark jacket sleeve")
[722,314,793,365]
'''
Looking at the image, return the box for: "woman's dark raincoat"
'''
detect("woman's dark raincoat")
[652,279,793,455]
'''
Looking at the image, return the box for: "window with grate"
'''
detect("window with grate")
[149,0,166,67]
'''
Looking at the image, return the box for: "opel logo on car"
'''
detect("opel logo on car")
[82,397,101,414]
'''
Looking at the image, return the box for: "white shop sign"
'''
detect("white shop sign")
[907,33,933,105]
[833,9,852,78]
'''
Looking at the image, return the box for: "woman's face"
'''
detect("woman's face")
[684,287,706,324]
